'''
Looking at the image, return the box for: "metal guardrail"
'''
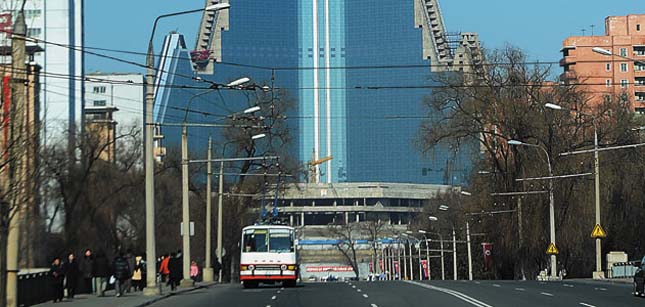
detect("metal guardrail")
[610,261,640,279]
[18,271,56,306]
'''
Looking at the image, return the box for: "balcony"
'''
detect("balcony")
[559,56,576,67]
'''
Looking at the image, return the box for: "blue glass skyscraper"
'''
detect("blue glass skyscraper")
[153,0,481,185]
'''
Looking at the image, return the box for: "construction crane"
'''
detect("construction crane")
[308,155,333,183]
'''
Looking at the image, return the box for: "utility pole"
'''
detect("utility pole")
[180,125,192,287]
[203,137,214,282]
[452,228,457,280]
[466,221,473,281]
[217,159,224,283]
[6,8,26,307]
[592,121,604,279]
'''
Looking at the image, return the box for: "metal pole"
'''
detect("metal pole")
[544,149,557,279]
[592,121,604,279]
[217,160,224,283]
[425,238,430,280]
[180,125,192,286]
[203,137,214,282]
[439,233,445,280]
[452,228,457,280]
[408,240,414,281]
[418,241,422,280]
[397,241,402,280]
[466,221,473,281]
[402,239,407,280]
[6,11,26,307]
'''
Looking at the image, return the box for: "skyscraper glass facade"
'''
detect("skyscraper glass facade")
[154,0,474,185]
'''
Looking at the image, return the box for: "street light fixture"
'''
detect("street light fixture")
[545,102,604,279]
[428,216,439,221]
[244,105,262,114]
[438,205,449,211]
[144,3,230,296]
[508,139,558,279]
[591,47,612,56]
[227,77,251,88]
[592,46,645,64]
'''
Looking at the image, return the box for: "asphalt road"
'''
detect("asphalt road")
[148,279,643,307]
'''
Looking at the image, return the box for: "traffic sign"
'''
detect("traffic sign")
[546,242,559,255]
[590,224,607,238]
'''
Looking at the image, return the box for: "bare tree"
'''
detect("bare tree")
[328,223,361,278]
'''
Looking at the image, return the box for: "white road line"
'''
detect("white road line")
[563,284,574,288]
[474,281,481,284]
[370,304,378,307]
[281,287,285,290]
[266,305,271,307]
[271,295,277,300]
[277,290,281,294]
[363,294,369,298]
[357,289,362,292]
[352,285,356,289]
[540,292,554,297]
[515,288,525,291]
[579,303,596,307]
[404,280,492,307]
[493,284,501,287]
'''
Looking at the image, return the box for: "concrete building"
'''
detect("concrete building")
[0,0,84,146]
[153,0,481,186]
[84,73,144,162]
[560,14,645,114]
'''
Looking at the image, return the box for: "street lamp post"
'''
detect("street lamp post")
[466,221,473,281]
[545,102,604,279]
[508,139,557,279]
[452,228,457,280]
[143,3,231,295]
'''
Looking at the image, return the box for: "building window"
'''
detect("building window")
[620,63,628,72]
[27,28,41,37]
[606,80,611,87]
[620,48,627,57]
[638,24,641,31]
[621,79,628,88]
[422,168,428,176]
[93,86,106,93]
[93,100,107,106]
[606,63,611,71]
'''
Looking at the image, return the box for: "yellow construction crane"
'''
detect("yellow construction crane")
[308,155,333,183]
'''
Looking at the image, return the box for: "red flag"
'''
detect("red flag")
[393,261,400,278]
[482,243,493,271]
[420,260,429,279]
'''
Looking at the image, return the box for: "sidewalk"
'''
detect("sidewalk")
[34,282,216,307]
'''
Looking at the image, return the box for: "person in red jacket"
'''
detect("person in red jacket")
[158,254,170,283]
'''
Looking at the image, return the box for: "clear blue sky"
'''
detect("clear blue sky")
[84,0,644,74]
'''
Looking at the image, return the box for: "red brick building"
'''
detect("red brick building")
[560,14,645,114]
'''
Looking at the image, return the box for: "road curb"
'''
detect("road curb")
[134,283,217,307]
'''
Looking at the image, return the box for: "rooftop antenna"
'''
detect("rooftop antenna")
[590,24,595,36]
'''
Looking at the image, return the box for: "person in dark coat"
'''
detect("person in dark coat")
[92,250,111,296]
[63,253,79,299]
[113,251,131,297]
[167,252,182,291]
[50,257,65,303]
[79,248,94,294]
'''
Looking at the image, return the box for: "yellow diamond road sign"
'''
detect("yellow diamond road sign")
[591,224,607,238]
[546,242,559,255]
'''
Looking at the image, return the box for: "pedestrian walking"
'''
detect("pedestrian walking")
[113,251,131,297]
[92,250,111,296]
[63,253,79,299]
[167,252,182,291]
[124,249,135,293]
[50,257,65,303]
[79,248,94,294]
[190,260,199,286]
[131,255,145,291]
[159,254,170,283]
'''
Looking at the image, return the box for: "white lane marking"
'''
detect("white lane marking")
[266,305,271,307]
[277,290,281,294]
[370,304,378,307]
[404,280,492,307]
[363,294,369,298]
[492,284,501,288]
[540,292,554,297]
[271,295,277,300]
[515,288,525,291]
[474,281,481,284]
[579,303,596,307]
[357,289,362,292]
[352,285,356,289]
[281,287,285,290]
[563,284,574,288]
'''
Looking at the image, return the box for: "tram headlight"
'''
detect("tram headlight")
[247,264,255,271]
[280,264,287,270]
